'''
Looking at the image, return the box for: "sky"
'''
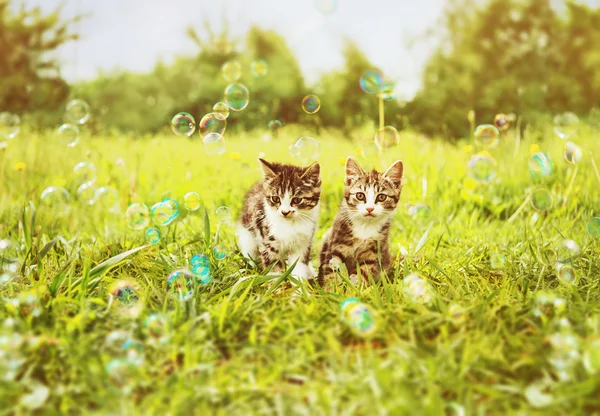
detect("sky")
[21,0,449,98]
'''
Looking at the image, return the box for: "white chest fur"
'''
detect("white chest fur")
[351,215,390,240]
[264,203,319,255]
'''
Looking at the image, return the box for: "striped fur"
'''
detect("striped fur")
[319,157,403,287]
[237,159,321,280]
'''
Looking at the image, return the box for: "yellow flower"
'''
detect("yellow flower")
[339,158,347,165]
[354,147,362,155]
[463,144,473,153]
[229,152,241,160]
[530,144,540,155]
[14,162,26,171]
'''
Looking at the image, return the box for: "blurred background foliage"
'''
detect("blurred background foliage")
[1,0,600,139]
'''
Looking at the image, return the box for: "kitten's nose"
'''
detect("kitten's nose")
[281,210,292,217]
[366,207,374,213]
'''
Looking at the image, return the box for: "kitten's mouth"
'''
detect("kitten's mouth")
[364,213,375,217]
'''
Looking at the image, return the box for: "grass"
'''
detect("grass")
[0,121,599,414]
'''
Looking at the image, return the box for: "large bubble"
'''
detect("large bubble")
[65,99,90,124]
[199,113,226,138]
[171,112,196,137]
[224,83,250,111]
[553,112,579,139]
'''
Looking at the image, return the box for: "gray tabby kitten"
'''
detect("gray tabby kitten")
[237,159,321,280]
[319,157,403,286]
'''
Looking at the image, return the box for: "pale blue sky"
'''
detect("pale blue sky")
[20,0,444,98]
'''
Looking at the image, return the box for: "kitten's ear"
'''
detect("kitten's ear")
[301,162,320,180]
[258,158,277,178]
[383,160,404,188]
[345,157,364,185]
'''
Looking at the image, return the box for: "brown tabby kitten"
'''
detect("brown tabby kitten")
[237,159,321,280]
[319,157,403,286]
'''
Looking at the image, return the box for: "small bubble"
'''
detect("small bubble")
[73,161,97,185]
[250,59,268,77]
[183,192,201,211]
[359,70,382,94]
[291,137,319,163]
[556,239,580,263]
[374,126,399,150]
[215,206,232,224]
[556,263,576,284]
[553,112,579,139]
[150,199,179,226]
[528,152,554,178]
[532,290,566,318]
[166,269,194,300]
[93,186,120,213]
[493,113,510,131]
[341,299,376,337]
[224,83,250,112]
[268,120,283,131]
[564,141,582,164]
[221,60,242,82]
[473,124,500,148]
[213,245,227,261]
[191,264,211,284]
[531,188,553,211]
[77,182,96,205]
[403,273,433,304]
[467,153,496,183]
[539,248,557,265]
[125,203,150,230]
[110,280,139,306]
[171,112,196,137]
[202,133,226,156]
[144,314,170,345]
[57,123,80,147]
[212,102,230,119]
[301,95,321,114]
[378,83,397,101]
[40,186,70,216]
[407,204,432,222]
[145,228,161,244]
[199,113,226,138]
[65,99,90,124]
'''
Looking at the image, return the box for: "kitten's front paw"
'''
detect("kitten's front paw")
[291,262,314,281]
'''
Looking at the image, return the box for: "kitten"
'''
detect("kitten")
[237,158,321,280]
[319,157,403,286]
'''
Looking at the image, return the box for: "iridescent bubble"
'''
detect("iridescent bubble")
[191,263,211,284]
[109,280,139,306]
[533,290,566,318]
[73,161,96,185]
[289,143,300,159]
[528,152,554,178]
[588,217,600,237]
[65,99,90,124]
[224,83,249,111]
[342,301,376,337]
[489,252,506,269]
[553,112,579,139]
[556,264,576,283]
[374,126,399,149]
[448,304,466,321]
[145,228,161,244]
[250,59,268,77]
[215,206,232,224]
[301,95,321,114]
[556,239,580,263]
[203,133,226,156]
[268,120,283,131]
[359,70,382,94]
[121,339,144,365]
[170,112,196,137]
[473,124,500,148]
[190,254,210,268]
[494,113,510,132]
[221,60,242,82]
[212,102,230,119]
[360,141,380,162]
[316,0,337,14]
[213,245,227,261]
[291,137,320,163]
[167,269,194,300]
[93,186,120,213]
[57,123,80,147]
[583,339,600,374]
[125,203,150,230]
[378,84,397,101]
[564,141,582,164]
[105,359,137,389]
[150,199,179,227]
[0,112,20,140]
[403,273,433,304]
[76,182,96,205]
[531,188,553,211]
[183,192,201,211]
[467,153,496,183]
[199,113,226,138]
[40,186,70,215]
[144,314,170,345]
[539,248,557,265]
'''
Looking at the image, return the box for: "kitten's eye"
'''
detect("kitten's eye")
[291,197,302,205]
[270,196,281,204]
[376,194,387,202]
[355,192,366,201]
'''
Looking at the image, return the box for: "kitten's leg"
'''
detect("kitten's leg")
[236,224,259,260]
[319,237,353,290]
[355,240,384,282]
[287,245,315,281]
[260,242,284,275]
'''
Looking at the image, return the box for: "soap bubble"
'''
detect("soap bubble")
[341,298,376,337]
[528,152,554,178]
[150,199,179,227]
[57,123,80,147]
[553,112,579,139]
[250,59,268,77]
[109,280,139,306]
[65,99,90,124]
[191,262,211,284]
[93,186,120,213]
[171,112,196,137]
[583,339,600,374]
[183,192,201,211]
[202,133,226,155]
[221,60,242,82]
[489,252,506,269]
[0,112,20,140]
[215,206,232,224]
[40,186,70,215]
[403,273,433,304]
[167,269,194,300]
[76,182,96,205]
[190,254,210,268]
[301,95,321,114]
[564,141,582,164]
[73,161,97,185]
[105,359,138,389]
[316,0,337,14]
[268,120,283,131]
[359,70,382,94]
[199,113,226,138]
[224,83,250,111]
[407,204,432,222]
[473,124,500,148]
[531,188,553,211]
[144,314,170,345]
[374,126,399,149]
[448,304,467,322]
[213,245,227,261]
[547,330,580,379]
[121,339,144,365]
[378,84,397,101]
[467,153,496,183]
[360,141,380,162]
[493,113,510,131]
[588,217,600,237]
[145,228,161,244]
[539,248,557,265]
[556,263,576,284]
[125,203,150,230]
[212,102,230,119]
[533,291,566,319]
[290,137,319,163]
[556,239,580,263]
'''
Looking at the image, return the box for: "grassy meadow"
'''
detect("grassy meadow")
[0,121,599,414]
